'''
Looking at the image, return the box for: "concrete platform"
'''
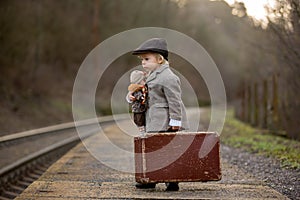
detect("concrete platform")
[16,119,289,199]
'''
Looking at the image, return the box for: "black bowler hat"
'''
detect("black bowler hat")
[132,38,168,61]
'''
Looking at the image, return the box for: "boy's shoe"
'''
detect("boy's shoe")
[135,183,156,189]
[165,182,179,191]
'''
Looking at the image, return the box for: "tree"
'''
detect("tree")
[265,0,300,139]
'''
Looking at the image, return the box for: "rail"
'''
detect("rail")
[0,113,128,199]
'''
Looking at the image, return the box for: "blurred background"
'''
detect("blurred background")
[0,0,299,140]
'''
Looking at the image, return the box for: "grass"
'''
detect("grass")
[202,108,300,169]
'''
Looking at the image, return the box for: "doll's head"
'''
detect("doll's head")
[130,70,146,85]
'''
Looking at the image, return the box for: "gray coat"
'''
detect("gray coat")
[145,64,189,132]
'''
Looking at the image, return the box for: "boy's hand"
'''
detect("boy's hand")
[168,126,180,132]
[171,126,180,131]
[129,94,136,101]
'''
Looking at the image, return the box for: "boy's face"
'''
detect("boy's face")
[139,53,161,72]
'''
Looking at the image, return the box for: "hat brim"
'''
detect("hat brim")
[132,49,158,55]
[132,48,168,60]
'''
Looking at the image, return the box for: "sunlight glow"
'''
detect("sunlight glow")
[222,0,277,27]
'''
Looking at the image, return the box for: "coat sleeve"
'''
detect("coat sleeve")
[163,74,183,122]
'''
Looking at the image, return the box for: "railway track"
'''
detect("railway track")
[0,114,128,200]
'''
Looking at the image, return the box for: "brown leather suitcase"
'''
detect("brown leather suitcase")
[134,132,221,183]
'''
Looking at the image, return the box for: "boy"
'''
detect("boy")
[130,38,189,191]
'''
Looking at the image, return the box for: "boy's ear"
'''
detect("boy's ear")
[158,56,163,64]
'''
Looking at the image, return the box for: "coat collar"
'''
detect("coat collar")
[146,64,169,83]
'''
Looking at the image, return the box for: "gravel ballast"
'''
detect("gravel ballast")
[221,145,300,200]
